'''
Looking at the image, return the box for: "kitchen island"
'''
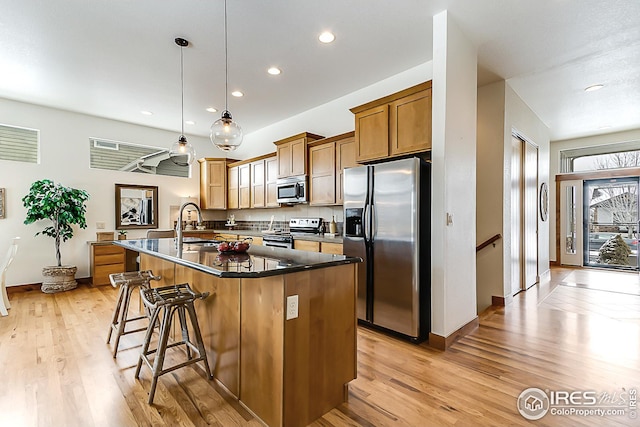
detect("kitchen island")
[115,238,360,427]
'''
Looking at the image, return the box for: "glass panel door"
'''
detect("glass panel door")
[584,178,639,270]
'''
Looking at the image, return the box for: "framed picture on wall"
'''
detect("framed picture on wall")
[0,188,5,219]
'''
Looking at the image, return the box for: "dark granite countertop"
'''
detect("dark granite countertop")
[114,238,359,278]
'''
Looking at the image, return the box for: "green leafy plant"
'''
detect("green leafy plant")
[118,230,127,235]
[22,179,90,267]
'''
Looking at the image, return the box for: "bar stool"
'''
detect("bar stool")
[135,283,212,404]
[107,270,160,358]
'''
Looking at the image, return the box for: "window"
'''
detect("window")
[0,124,39,163]
[89,138,189,178]
[560,141,640,173]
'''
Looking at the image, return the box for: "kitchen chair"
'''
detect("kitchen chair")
[135,283,212,404]
[1,237,20,317]
[146,229,175,239]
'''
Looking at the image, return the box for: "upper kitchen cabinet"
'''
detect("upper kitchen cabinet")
[250,158,265,208]
[227,153,278,210]
[227,161,251,209]
[265,155,279,207]
[199,158,237,210]
[250,153,278,208]
[308,131,356,206]
[350,81,432,163]
[227,165,239,209]
[274,132,324,178]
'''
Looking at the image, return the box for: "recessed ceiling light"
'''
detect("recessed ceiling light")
[206,107,217,113]
[598,125,612,130]
[231,91,243,97]
[318,31,335,43]
[140,110,153,116]
[585,84,604,92]
[268,67,281,75]
[185,120,196,125]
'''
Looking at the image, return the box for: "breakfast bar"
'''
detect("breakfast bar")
[115,238,360,427]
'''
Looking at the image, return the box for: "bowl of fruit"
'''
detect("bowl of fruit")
[216,238,252,254]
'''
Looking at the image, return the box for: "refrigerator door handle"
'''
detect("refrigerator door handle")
[363,203,370,242]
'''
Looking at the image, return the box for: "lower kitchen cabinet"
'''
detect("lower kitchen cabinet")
[320,242,343,254]
[293,240,320,252]
[90,243,135,286]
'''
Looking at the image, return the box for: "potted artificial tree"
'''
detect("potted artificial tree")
[22,179,89,293]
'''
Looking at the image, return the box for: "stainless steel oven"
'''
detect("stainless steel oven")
[262,234,294,249]
[276,175,307,204]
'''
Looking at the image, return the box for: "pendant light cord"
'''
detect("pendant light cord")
[224,0,228,113]
[180,44,185,136]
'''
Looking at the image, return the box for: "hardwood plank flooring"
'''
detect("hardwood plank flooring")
[1,266,639,426]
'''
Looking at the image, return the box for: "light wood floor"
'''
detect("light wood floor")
[1,267,639,426]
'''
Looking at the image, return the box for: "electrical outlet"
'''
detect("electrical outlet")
[96,221,105,229]
[286,295,299,320]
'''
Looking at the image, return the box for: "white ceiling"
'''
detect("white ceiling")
[1,0,639,142]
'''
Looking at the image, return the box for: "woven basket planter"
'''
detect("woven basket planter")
[41,265,78,293]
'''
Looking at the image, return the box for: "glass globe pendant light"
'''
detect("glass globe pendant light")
[169,37,196,166]
[210,0,243,151]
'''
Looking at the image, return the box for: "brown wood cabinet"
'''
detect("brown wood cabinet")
[274,132,324,178]
[238,163,250,209]
[308,131,356,206]
[227,166,239,210]
[216,233,239,241]
[199,158,236,210]
[293,240,320,252]
[350,81,432,163]
[265,155,279,207]
[336,133,357,204]
[309,142,335,205]
[238,235,263,246]
[182,231,217,240]
[228,154,279,211]
[90,243,135,286]
[250,159,265,208]
[320,242,343,255]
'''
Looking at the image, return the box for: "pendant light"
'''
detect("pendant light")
[169,37,196,166]
[210,0,243,151]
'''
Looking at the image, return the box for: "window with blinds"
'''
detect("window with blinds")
[0,124,39,163]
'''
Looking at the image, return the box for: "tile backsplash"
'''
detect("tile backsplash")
[171,204,344,233]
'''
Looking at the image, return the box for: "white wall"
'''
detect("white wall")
[431,10,478,338]
[476,81,506,311]
[475,81,550,313]
[549,128,640,261]
[0,98,221,286]
[504,84,551,293]
[232,62,433,160]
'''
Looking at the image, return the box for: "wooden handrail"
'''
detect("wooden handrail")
[476,234,502,252]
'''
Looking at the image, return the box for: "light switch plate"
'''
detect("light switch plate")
[96,221,106,229]
[286,295,299,320]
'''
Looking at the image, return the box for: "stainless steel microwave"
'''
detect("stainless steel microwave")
[276,175,307,204]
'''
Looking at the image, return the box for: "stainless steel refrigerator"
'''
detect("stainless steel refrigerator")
[343,157,430,341]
